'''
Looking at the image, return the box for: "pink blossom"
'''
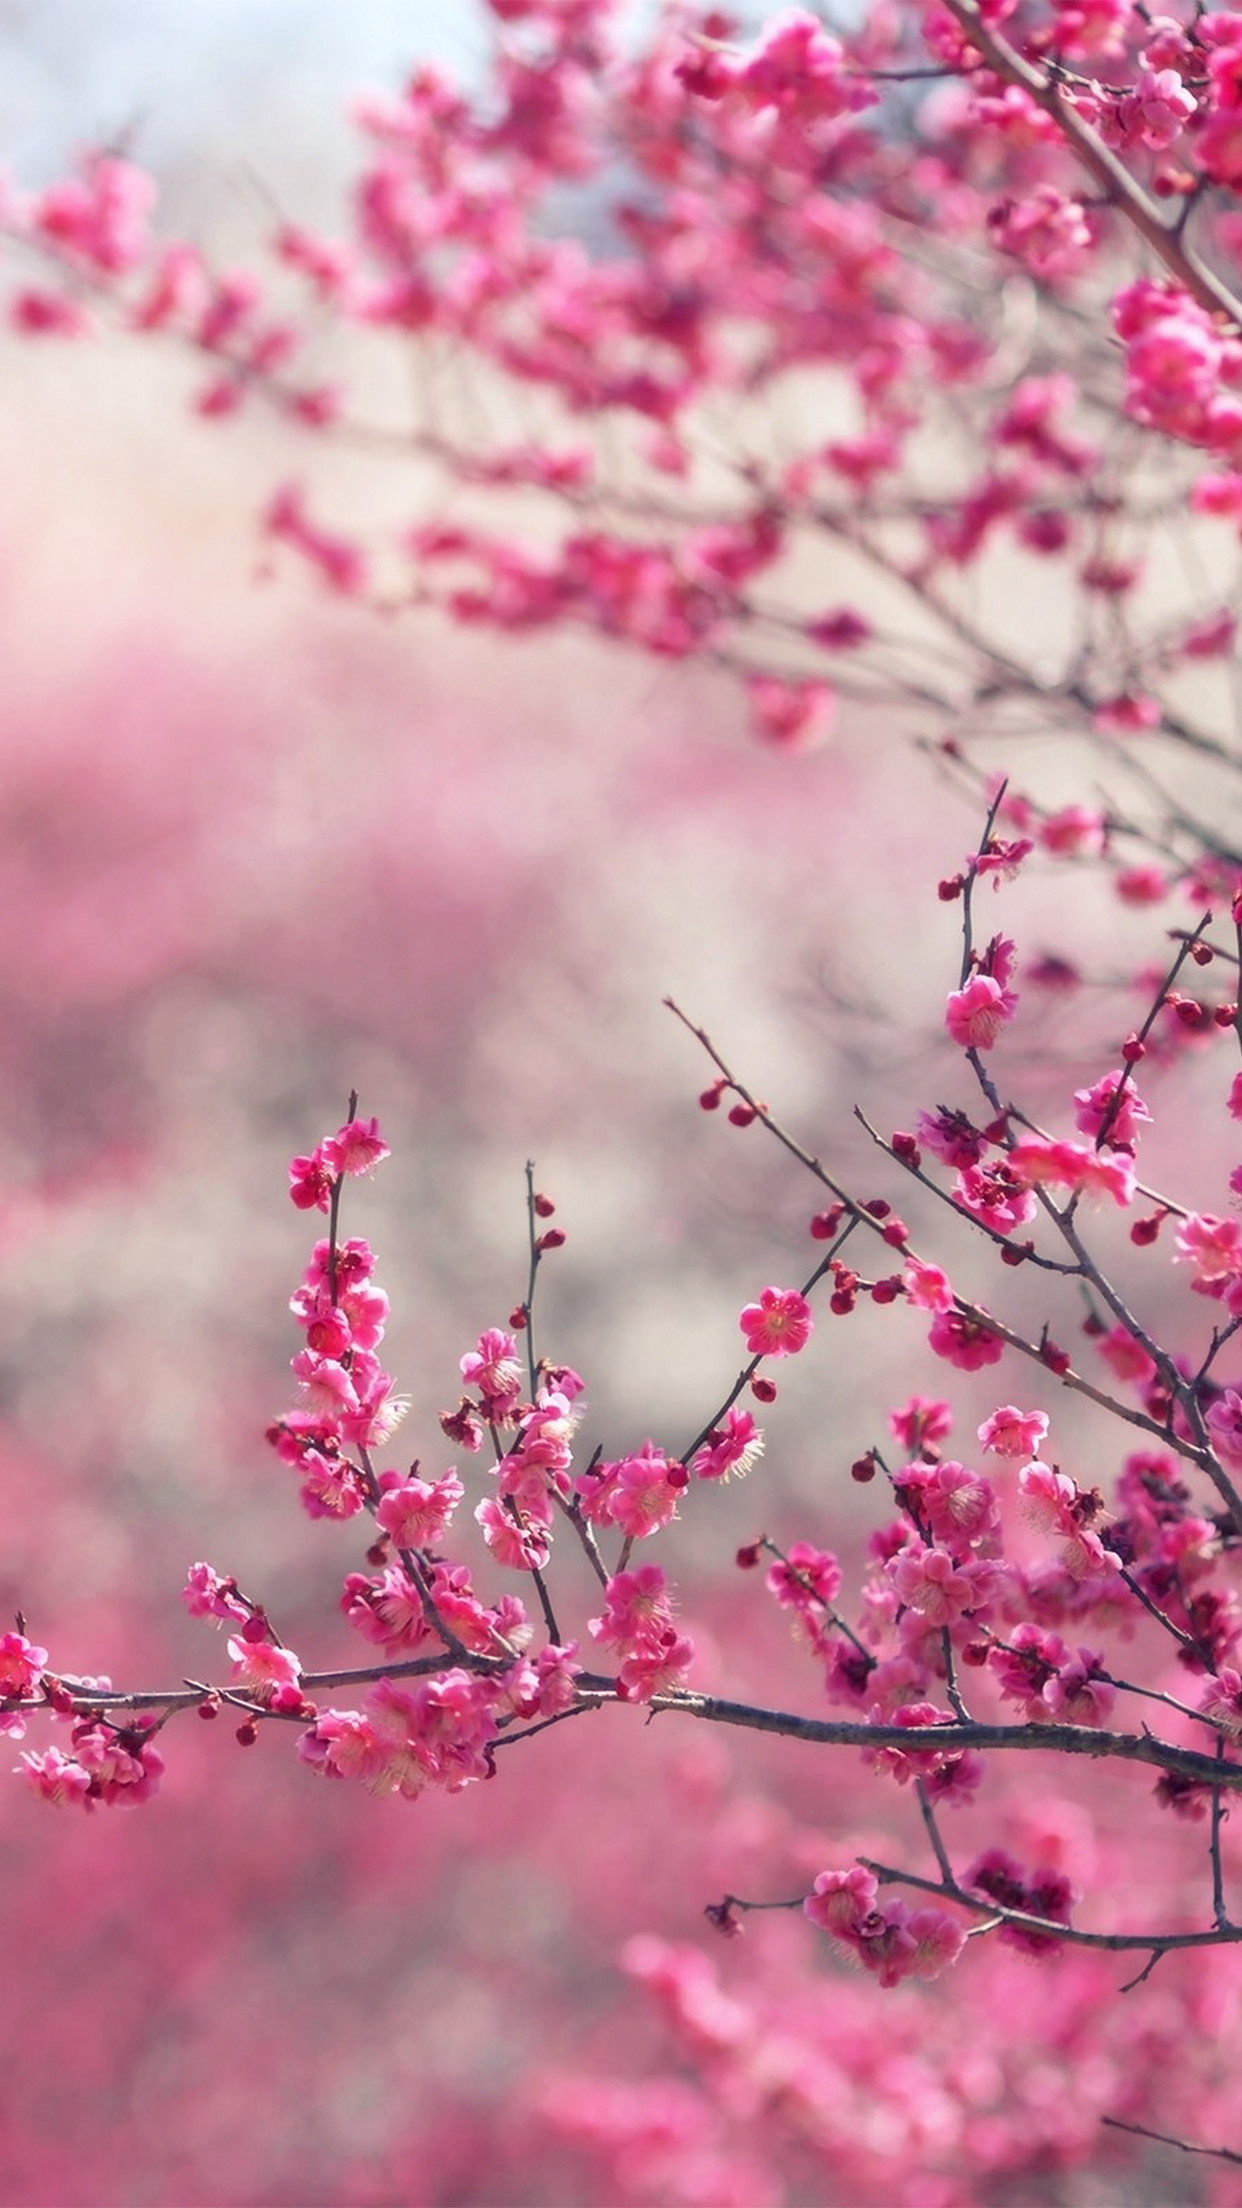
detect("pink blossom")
[968,1849,1077,1952]
[1115,864,1168,905]
[891,1544,993,1626]
[376,1467,464,1548]
[900,1461,999,1551]
[460,1327,525,1415]
[588,1444,685,1539]
[903,1257,954,1312]
[739,1286,813,1357]
[1008,1136,1135,1206]
[0,1632,46,1701]
[953,1162,1037,1235]
[288,1147,334,1212]
[1092,691,1161,735]
[1042,1649,1115,1726]
[298,1709,389,1789]
[1208,1390,1242,1470]
[227,1637,304,1708]
[973,836,1034,884]
[1174,1213,1242,1284]
[1095,1325,1156,1386]
[928,1309,1004,1371]
[589,1566,676,1656]
[1072,1070,1151,1149]
[805,1868,965,1987]
[296,1450,367,1520]
[1019,1465,1122,1579]
[978,1405,1049,1459]
[18,1747,93,1808]
[989,187,1090,278]
[341,1566,430,1654]
[803,1864,878,1938]
[475,1492,552,1571]
[915,1108,986,1169]
[181,1563,251,1626]
[746,675,835,751]
[1199,1669,1242,1738]
[71,1722,165,1807]
[322,1115,389,1176]
[1041,806,1107,858]
[944,973,1017,1051]
[617,1632,695,1701]
[889,1395,953,1452]
[266,483,367,595]
[691,1406,764,1481]
[990,1623,1069,1719]
[767,1543,843,1614]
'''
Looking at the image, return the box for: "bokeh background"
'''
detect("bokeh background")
[3,6,1241,2204]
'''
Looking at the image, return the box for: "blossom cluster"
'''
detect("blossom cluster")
[5,0,1242,790]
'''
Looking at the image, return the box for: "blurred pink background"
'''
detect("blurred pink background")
[3,10,1238,2204]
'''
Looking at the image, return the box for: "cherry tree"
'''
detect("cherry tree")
[6,1,1242,2199]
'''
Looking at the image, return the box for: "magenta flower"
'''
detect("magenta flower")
[944,973,1017,1051]
[323,1114,389,1176]
[740,1286,814,1358]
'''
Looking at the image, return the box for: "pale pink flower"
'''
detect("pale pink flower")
[227,1636,304,1708]
[978,1405,1049,1459]
[891,1544,992,1626]
[1042,1649,1115,1726]
[18,1747,92,1809]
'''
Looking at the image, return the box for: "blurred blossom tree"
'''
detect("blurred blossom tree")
[8,1,1242,2203]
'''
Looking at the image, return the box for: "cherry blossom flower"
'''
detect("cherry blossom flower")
[944,973,1017,1051]
[978,1406,1049,1459]
[928,1309,1004,1371]
[376,1467,464,1548]
[690,1406,764,1481]
[739,1286,813,1357]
